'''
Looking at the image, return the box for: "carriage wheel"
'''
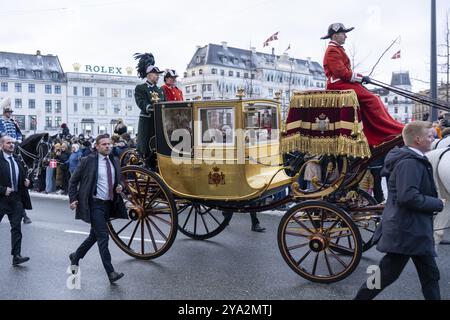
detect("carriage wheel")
[119,149,144,167]
[278,201,362,284]
[107,166,177,260]
[348,189,380,253]
[177,200,233,240]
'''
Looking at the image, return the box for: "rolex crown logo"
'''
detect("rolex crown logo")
[73,63,81,72]
[126,67,133,76]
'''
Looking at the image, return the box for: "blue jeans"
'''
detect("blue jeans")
[45,167,55,193]
[74,200,114,274]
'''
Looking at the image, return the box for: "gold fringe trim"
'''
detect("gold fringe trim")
[282,133,372,159]
[291,90,359,109]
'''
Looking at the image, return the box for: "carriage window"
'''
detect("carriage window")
[244,106,279,144]
[163,107,193,151]
[199,108,235,145]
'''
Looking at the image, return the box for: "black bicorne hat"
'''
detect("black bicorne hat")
[134,52,159,79]
[321,23,354,40]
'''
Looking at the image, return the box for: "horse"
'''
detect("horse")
[432,135,450,150]
[426,147,450,251]
[15,133,51,183]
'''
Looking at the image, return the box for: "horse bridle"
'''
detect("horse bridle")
[17,136,51,181]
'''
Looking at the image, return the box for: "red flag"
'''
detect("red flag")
[391,50,401,59]
[263,32,279,47]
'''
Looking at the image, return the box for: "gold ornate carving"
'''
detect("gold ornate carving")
[208,167,225,186]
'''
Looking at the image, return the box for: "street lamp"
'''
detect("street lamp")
[431,0,438,121]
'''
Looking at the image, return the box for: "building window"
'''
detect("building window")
[55,85,61,94]
[126,89,133,98]
[112,88,121,98]
[98,103,106,113]
[83,87,92,97]
[1,82,7,92]
[97,88,106,97]
[45,100,52,113]
[405,106,408,113]
[84,103,92,111]
[45,117,52,129]
[18,69,26,78]
[394,106,398,114]
[192,85,197,93]
[55,100,62,113]
[15,83,22,93]
[220,70,225,76]
[212,68,217,75]
[268,89,273,97]
[51,72,59,80]
[15,99,22,108]
[54,116,62,127]
[229,71,234,77]
[191,71,196,77]
[29,116,37,131]
[28,99,35,109]
[251,74,255,79]
[73,87,78,96]
[74,103,78,113]
[207,84,212,92]
[15,115,25,130]
[244,73,249,79]
[28,84,35,93]
[222,57,228,64]
[202,84,207,92]
[236,72,240,78]
[199,69,203,75]
[0,68,8,76]
[45,85,52,94]
[186,86,191,94]
[385,97,388,103]
[113,103,121,114]
[196,56,201,64]
[126,104,133,111]
[34,70,42,79]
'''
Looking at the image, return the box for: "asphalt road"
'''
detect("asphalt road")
[1,196,450,300]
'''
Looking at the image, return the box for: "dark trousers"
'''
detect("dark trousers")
[250,212,259,226]
[355,253,441,300]
[74,200,114,274]
[1,193,24,256]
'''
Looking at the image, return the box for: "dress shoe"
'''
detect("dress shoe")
[108,271,124,284]
[251,224,266,233]
[12,255,30,266]
[23,216,32,224]
[69,253,79,266]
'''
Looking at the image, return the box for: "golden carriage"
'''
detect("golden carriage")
[109,90,403,284]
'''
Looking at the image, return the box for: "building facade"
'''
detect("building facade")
[413,84,450,122]
[66,71,141,137]
[179,42,326,119]
[371,71,413,124]
[0,50,66,135]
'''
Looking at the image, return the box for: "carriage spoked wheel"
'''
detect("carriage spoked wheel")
[176,200,233,240]
[119,149,144,167]
[278,201,362,284]
[345,189,380,253]
[107,166,178,260]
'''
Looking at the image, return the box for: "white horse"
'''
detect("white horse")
[426,146,450,251]
[432,135,450,150]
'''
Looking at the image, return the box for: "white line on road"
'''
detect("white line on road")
[64,230,166,244]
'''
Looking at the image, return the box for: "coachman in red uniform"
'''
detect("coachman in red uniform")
[322,23,404,146]
[161,69,184,101]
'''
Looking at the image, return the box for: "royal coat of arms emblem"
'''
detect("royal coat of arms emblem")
[315,113,330,134]
[208,167,225,186]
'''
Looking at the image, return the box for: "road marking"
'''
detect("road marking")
[64,230,166,244]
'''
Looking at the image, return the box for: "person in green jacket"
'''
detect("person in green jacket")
[133,53,165,170]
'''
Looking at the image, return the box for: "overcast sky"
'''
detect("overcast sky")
[1,0,449,91]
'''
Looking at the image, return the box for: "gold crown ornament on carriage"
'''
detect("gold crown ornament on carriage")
[281,90,372,159]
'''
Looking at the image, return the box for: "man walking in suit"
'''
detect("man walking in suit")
[0,135,32,266]
[354,121,446,300]
[68,134,128,284]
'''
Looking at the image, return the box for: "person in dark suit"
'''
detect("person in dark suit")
[0,135,32,266]
[68,134,128,284]
[133,53,165,170]
[355,121,446,300]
